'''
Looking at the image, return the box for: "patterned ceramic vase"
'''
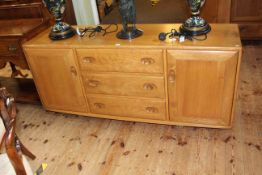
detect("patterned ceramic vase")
[43,0,75,40]
[180,0,211,36]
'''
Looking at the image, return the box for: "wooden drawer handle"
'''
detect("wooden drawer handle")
[143,83,157,91]
[70,66,77,76]
[8,45,17,52]
[83,57,95,63]
[145,107,159,113]
[87,80,100,87]
[168,69,176,83]
[94,103,105,109]
[141,57,155,65]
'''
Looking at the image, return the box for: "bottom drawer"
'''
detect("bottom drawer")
[88,96,166,120]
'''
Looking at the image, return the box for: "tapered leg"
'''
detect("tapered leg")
[7,148,27,175]
[0,132,6,148]
[18,138,36,160]
[10,62,28,78]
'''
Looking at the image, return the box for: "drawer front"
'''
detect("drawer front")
[88,96,166,120]
[83,73,165,98]
[0,39,21,56]
[76,49,164,73]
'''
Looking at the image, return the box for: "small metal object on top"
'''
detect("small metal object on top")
[117,0,143,40]
[43,0,75,40]
[180,0,211,36]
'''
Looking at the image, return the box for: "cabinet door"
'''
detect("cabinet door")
[25,49,87,112]
[167,50,239,127]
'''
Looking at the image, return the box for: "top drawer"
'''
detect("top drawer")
[0,39,21,56]
[76,49,164,74]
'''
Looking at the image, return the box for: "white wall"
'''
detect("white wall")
[72,0,100,25]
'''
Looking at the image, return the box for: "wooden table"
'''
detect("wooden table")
[0,0,51,103]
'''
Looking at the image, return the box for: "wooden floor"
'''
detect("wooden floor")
[2,44,262,175]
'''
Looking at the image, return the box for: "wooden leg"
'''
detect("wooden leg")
[18,138,36,160]
[10,62,28,78]
[0,132,6,149]
[6,148,27,175]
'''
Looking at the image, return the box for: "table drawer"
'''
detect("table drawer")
[0,39,21,56]
[83,73,165,98]
[76,49,164,73]
[88,95,166,120]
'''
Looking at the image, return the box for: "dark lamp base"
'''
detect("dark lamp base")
[180,24,211,36]
[49,27,75,40]
[117,28,143,40]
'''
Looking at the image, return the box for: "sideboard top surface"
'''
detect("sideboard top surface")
[23,24,241,50]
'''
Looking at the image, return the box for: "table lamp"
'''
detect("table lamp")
[117,0,143,40]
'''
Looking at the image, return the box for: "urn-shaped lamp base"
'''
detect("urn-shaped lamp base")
[49,22,75,40]
[180,24,211,36]
[180,16,211,36]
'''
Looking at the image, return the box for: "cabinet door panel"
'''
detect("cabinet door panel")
[167,50,239,126]
[25,49,87,112]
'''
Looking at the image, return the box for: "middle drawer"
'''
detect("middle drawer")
[82,73,165,98]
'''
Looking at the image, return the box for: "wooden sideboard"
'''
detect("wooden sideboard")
[23,24,242,128]
[0,0,51,70]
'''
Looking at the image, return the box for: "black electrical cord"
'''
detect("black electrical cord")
[103,24,119,35]
[191,34,207,41]
[159,28,208,42]
[77,24,118,38]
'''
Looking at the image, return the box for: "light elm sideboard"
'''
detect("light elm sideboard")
[23,24,242,128]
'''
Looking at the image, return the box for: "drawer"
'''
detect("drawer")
[0,39,21,56]
[83,73,165,98]
[88,95,166,120]
[76,49,164,73]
